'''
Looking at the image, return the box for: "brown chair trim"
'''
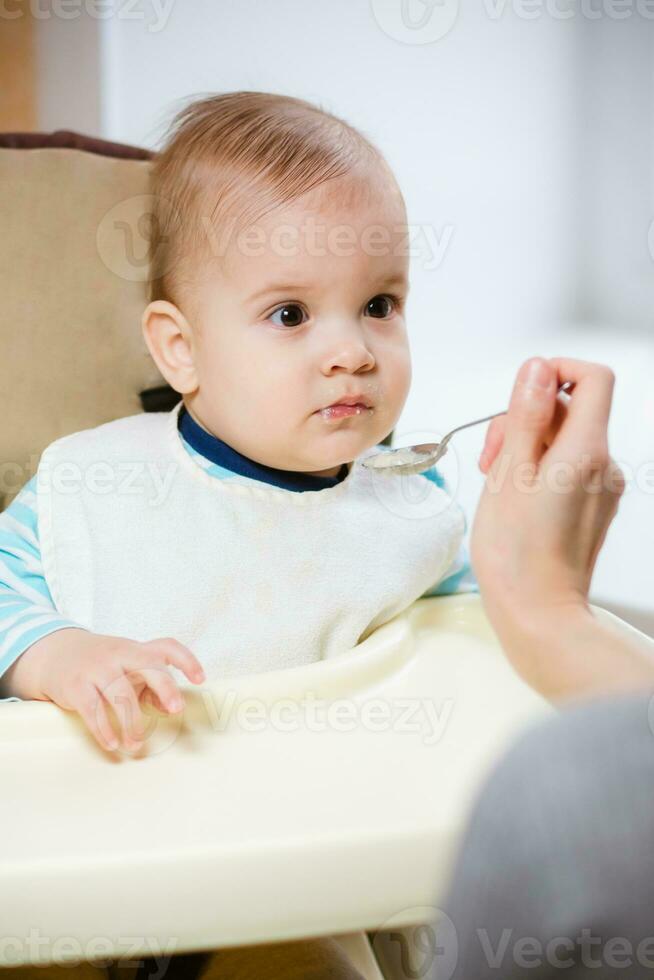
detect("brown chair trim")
[0,129,153,160]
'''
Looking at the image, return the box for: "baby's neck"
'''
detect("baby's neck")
[178,402,350,493]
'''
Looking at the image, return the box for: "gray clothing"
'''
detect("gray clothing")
[441,690,654,978]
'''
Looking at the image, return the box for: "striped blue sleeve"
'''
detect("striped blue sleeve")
[419,465,479,597]
[0,476,89,703]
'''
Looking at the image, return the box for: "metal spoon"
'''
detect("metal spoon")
[362,381,575,476]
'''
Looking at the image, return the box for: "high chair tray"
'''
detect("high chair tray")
[0,594,556,965]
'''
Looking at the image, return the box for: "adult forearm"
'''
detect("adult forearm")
[489,597,654,704]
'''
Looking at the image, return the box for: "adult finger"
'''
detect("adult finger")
[479,416,505,473]
[544,358,615,462]
[499,357,559,469]
[480,396,569,473]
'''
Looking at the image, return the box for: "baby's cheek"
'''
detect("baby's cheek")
[393,353,413,405]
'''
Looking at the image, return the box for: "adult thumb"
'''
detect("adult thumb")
[501,357,558,468]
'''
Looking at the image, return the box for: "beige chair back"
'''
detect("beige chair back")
[0,137,166,509]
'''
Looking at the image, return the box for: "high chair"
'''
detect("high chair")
[1,131,652,980]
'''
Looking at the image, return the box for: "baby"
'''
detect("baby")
[0,91,475,978]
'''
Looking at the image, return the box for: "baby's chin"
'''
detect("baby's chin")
[305,463,349,479]
[298,433,384,474]
[307,403,394,452]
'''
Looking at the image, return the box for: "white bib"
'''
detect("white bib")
[36,402,465,680]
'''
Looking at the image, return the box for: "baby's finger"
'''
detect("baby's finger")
[144,637,206,685]
[98,672,146,748]
[140,687,168,715]
[131,664,186,714]
[76,684,120,752]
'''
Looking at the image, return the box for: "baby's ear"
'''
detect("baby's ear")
[141,300,198,395]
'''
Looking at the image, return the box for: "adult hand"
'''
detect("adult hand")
[471,356,631,697]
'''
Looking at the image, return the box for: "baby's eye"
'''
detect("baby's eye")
[268,304,307,329]
[365,294,398,319]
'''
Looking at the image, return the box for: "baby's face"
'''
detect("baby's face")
[186,175,412,477]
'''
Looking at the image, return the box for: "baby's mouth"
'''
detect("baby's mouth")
[316,403,374,420]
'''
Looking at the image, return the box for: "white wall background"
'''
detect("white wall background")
[33,0,654,622]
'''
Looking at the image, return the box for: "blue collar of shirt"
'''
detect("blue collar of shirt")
[178,403,350,492]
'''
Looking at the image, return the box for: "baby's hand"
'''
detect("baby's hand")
[35,629,206,753]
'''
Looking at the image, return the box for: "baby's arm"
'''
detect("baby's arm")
[0,476,206,752]
[0,476,92,701]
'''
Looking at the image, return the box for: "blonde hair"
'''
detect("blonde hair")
[147,90,401,309]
